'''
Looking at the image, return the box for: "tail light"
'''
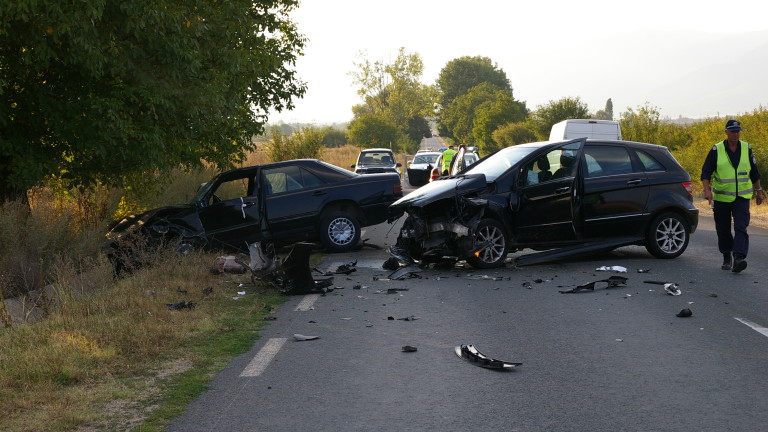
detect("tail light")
[393,181,403,196]
[682,181,692,195]
[430,167,440,181]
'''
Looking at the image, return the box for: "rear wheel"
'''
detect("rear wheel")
[645,212,690,258]
[319,211,361,253]
[467,219,508,269]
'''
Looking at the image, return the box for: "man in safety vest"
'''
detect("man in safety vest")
[701,119,764,272]
[441,145,456,175]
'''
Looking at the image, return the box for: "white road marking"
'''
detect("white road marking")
[294,294,320,311]
[734,317,768,338]
[240,338,287,377]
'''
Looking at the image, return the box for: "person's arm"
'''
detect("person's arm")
[747,147,764,205]
[701,148,717,206]
[702,179,713,207]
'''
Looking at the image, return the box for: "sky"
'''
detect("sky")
[268,0,768,125]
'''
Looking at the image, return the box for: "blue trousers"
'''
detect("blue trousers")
[713,197,751,256]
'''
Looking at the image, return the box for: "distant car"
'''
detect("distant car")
[351,148,401,175]
[389,138,699,269]
[406,151,442,187]
[106,159,404,265]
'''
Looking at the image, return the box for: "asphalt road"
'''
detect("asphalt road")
[166,206,768,431]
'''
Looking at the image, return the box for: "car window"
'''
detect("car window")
[413,154,439,164]
[466,146,537,181]
[264,166,304,195]
[523,149,560,186]
[636,150,665,171]
[359,151,395,166]
[211,177,249,203]
[583,145,633,177]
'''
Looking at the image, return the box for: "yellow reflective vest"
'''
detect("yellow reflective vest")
[711,140,753,202]
[442,148,456,172]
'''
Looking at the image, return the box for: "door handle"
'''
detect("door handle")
[554,186,570,194]
[312,190,327,196]
[626,179,642,186]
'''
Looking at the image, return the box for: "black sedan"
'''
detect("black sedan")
[107,159,403,256]
[389,138,699,268]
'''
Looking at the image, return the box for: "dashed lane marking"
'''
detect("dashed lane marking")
[734,317,768,338]
[294,294,320,311]
[240,338,287,377]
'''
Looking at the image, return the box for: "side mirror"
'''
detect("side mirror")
[350,164,356,169]
[508,192,520,212]
[396,162,402,167]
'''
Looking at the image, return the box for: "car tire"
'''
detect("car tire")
[319,211,361,253]
[645,212,690,259]
[467,219,508,269]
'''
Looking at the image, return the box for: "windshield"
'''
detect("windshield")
[413,154,439,164]
[465,146,538,181]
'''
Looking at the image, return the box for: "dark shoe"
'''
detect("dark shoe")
[732,254,747,273]
[721,252,733,270]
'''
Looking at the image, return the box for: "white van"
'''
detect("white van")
[549,119,622,141]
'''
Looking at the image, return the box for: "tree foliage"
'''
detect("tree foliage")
[492,122,538,148]
[593,98,614,120]
[267,126,324,162]
[349,47,434,150]
[436,56,511,110]
[529,97,591,139]
[347,113,402,150]
[619,103,662,143]
[0,0,307,201]
[472,94,528,154]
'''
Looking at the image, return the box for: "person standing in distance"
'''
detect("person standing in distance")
[441,145,456,176]
[701,119,765,273]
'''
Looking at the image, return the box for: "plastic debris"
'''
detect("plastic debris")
[637,268,651,273]
[596,265,628,273]
[166,300,197,310]
[454,344,522,370]
[643,280,682,296]
[402,345,418,352]
[559,276,628,293]
[293,334,320,341]
[396,315,420,321]
[676,308,693,318]
[388,265,423,280]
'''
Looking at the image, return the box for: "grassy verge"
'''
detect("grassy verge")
[0,248,287,432]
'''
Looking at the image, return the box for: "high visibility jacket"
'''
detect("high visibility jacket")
[711,140,753,202]
[442,148,457,172]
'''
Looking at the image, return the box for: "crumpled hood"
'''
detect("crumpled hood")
[107,204,197,235]
[391,174,487,208]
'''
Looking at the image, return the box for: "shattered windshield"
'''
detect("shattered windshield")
[465,146,538,181]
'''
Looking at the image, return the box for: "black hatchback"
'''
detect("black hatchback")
[389,138,699,268]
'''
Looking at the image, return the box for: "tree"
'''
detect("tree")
[347,114,403,151]
[349,48,435,148]
[620,103,662,143]
[267,126,324,162]
[441,82,502,145]
[0,0,306,202]
[472,95,528,154]
[436,56,511,110]
[492,123,538,147]
[320,127,348,148]
[530,97,590,139]
[593,98,614,120]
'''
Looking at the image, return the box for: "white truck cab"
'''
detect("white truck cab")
[549,119,622,141]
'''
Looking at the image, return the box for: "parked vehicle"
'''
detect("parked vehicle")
[389,138,698,269]
[406,151,442,187]
[549,119,622,140]
[107,159,404,262]
[351,148,401,175]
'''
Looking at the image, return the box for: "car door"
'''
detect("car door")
[197,171,262,250]
[512,142,583,242]
[580,143,650,238]
[262,165,327,240]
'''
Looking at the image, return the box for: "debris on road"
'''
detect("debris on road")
[293,334,320,341]
[559,276,628,293]
[388,265,423,280]
[676,308,693,318]
[596,265,628,273]
[166,300,197,310]
[644,280,681,296]
[454,344,521,370]
[402,345,418,352]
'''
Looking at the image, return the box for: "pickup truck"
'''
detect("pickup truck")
[106,159,404,265]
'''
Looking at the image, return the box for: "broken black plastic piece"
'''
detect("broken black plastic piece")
[559,276,628,293]
[454,344,521,370]
[388,264,423,280]
[166,300,197,310]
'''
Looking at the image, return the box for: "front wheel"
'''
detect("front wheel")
[466,219,508,269]
[319,211,361,253]
[645,212,690,258]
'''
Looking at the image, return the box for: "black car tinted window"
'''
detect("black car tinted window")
[264,166,304,194]
[584,145,633,177]
[636,150,665,171]
[300,167,325,188]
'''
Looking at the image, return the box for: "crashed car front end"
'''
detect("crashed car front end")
[389,174,504,267]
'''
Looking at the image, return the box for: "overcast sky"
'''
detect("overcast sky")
[268,0,768,124]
